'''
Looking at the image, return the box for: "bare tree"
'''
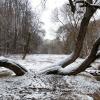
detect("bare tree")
[0,0,43,75]
[51,3,83,55]
[61,0,97,68]
[0,0,43,56]
[40,0,100,75]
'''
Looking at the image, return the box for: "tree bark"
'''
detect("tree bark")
[61,0,96,68]
[62,37,100,75]
[40,0,100,75]
[0,58,27,76]
[43,38,100,75]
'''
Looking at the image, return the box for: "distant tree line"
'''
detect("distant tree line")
[40,18,100,57]
[0,0,100,59]
[0,0,43,57]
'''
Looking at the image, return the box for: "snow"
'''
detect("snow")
[58,60,82,74]
[0,54,99,77]
[0,54,99,99]
[5,54,68,71]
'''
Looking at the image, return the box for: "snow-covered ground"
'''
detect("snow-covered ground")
[1,54,99,76]
[0,54,99,100]
[9,54,68,71]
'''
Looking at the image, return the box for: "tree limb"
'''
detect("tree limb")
[59,37,100,75]
[76,0,100,9]
[61,0,96,68]
[0,57,27,76]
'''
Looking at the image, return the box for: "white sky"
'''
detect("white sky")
[29,0,100,40]
[29,0,67,40]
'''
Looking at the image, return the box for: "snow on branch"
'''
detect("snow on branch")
[0,56,27,76]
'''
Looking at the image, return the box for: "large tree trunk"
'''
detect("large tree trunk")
[69,38,100,75]
[61,0,96,68]
[0,57,27,76]
[39,0,100,75]
[58,38,100,75]
[40,38,100,75]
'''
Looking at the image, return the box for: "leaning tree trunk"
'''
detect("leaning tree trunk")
[39,0,100,75]
[61,0,96,68]
[43,0,97,69]
[41,37,100,75]
[0,58,27,76]
[58,37,100,75]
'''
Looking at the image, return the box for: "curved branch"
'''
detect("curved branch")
[0,58,27,76]
[40,38,100,75]
[76,0,100,9]
[59,37,100,75]
[61,1,96,68]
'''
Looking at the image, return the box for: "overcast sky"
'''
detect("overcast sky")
[29,0,67,40]
[29,0,100,40]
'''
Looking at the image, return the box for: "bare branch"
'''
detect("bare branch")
[76,0,100,9]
